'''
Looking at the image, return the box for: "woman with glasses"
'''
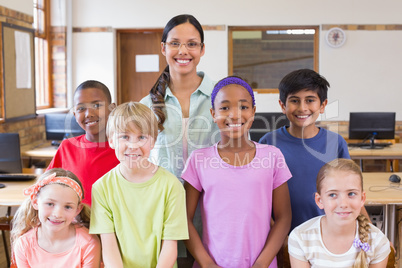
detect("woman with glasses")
[141,14,219,181]
[140,14,219,266]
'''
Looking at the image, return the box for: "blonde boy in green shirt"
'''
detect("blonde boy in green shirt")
[90,102,188,267]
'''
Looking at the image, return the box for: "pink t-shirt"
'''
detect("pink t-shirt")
[14,226,101,268]
[182,142,291,268]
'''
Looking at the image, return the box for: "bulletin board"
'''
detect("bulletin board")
[1,22,36,121]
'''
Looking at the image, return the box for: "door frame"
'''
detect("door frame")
[116,28,164,104]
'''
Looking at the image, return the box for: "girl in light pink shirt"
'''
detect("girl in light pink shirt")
[11,168,101,268]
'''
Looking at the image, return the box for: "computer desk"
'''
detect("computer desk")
[0,179,35,207]
[363,172,402,245]
[349,143,402,172]
[21,143,58,167]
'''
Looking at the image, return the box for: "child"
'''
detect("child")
[89,102,188,267]
[259,69,360,231]
[11,168,101,267]
[182,76,292,268]
[47,80,119,206]
[288,158,390,267]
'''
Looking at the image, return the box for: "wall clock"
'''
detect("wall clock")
[326,27,346,48]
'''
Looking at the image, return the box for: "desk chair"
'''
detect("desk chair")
[386,246,395,268]
[249,113,289,142]
[0,207,12,267]
[0,133,22,267]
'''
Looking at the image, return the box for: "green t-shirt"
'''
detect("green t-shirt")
[90,165,188,267]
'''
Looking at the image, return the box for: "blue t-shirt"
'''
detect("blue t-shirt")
[259,126,350,231]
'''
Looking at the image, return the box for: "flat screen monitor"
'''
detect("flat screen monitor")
[0,133,23,174]
[250,112,289,142]
[45,113,85,143]
[348,112,396,149]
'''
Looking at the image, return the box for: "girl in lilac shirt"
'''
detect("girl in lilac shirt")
[182,76,292,268]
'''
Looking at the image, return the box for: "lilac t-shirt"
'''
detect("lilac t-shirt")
[182,142,292,268]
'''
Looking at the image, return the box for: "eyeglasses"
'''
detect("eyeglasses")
[164,41,204,51]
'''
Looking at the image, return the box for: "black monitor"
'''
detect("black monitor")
[349,112,396,149]
[0,133,23,174]
[45,113,85,145]
[250,112,289,142]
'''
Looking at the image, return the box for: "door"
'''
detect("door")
[117,29,167,104]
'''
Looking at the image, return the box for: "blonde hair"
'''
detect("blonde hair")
[11,168,91,251]
[317,159,369,268]
[354,214,371,268]
[106,102,159,140]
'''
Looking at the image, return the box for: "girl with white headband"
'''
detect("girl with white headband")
[288,159,390,268]
[11,168,101,268]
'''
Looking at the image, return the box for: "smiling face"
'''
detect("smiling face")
[279,89,327,137]
[211,84,256,142]
[109,122,155,172]
[161,22,205,77]
[32,184,82,234]
[73,88,114,142]
[315,171,366,227]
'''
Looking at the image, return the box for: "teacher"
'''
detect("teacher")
[141,14,219,180]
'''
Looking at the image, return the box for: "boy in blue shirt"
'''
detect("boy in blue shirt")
[259,69,368,231]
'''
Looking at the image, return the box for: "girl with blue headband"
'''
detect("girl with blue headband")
[182,76,292,267]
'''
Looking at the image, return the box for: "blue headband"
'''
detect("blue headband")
[211,76,255,108]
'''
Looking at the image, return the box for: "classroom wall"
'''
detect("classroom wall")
[0,0,32,16]
[6,0,402,121]
[68,0,402,121]
[0,4,47,150]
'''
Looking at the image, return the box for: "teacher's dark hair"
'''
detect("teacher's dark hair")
[150,14,204,131]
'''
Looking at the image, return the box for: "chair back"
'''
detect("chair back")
[250,112,289,142]
[0,133,22,174]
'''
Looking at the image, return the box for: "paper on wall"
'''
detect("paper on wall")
[135,54,159,72]
[14,30,32,89]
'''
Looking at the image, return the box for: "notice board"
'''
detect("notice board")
[1,22,36,121]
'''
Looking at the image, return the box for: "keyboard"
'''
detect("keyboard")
[0,173,37,181]
[348,142,392,148]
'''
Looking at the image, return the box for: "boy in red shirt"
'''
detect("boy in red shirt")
[47,80,119,205]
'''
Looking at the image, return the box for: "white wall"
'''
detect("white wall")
[72,32,115,95]
[0,0,32,15]
[68,0,402,120]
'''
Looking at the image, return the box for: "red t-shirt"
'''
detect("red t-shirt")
[47,135,119,205]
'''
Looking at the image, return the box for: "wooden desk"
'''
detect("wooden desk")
[22,144,57,168]
[0,179,36,207]
[349,143,402,172]
[22,145,57,160]
[363,172,402,245]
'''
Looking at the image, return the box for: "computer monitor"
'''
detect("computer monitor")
[349,112,396,149]
[45,113,85,144]
[250,112,289,142]
[0,133,23,173]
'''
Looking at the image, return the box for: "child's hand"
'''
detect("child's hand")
[251,263,267,268]
[203,264,221,268]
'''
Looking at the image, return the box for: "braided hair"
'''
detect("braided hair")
[354,214,370,268]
